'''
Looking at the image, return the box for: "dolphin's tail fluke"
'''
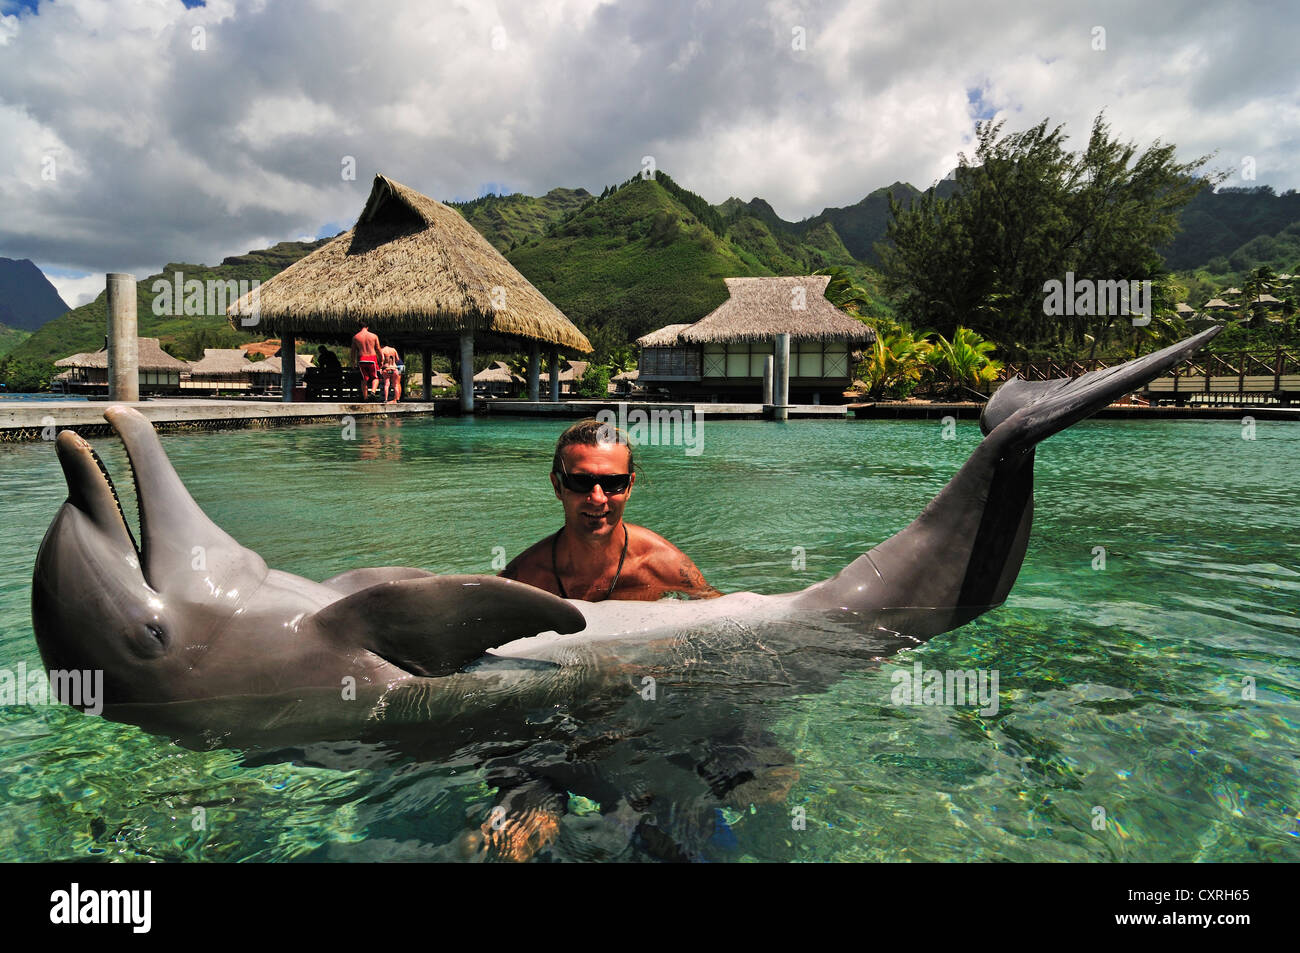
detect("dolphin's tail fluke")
[793,326,1223,639]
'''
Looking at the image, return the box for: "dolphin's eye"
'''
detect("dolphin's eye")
[127,622,169,659]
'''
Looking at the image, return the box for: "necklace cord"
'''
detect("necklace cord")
[552,524,629,600]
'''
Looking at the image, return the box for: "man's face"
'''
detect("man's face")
[551,441,635,539]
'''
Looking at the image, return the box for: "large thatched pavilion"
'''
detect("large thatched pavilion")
[228,173,591,408]
[637,276,874,405]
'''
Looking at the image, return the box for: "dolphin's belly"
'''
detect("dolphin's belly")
[489,591,790,664]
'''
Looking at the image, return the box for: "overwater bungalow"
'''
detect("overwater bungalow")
[227,173,590,408]
[473,360,524,397]
[53,337,188,395]
[182,348,259,393]
[636,276,874,403]
[538,359,590,397]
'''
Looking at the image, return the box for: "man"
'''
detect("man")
[350,321,382,400]
[315,345,341,371]
[500,419,719,601]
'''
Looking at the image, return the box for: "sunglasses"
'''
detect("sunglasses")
[554,465,631,495]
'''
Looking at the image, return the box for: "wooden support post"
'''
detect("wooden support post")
[421,346,432,402]
[773,333,790,420]
[279,330,296,402]
[549,348,560,402]
[528,340,540,402]
[106,273,138,402]
[459,331,474,413]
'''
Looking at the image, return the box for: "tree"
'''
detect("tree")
[880,113,1221,356]
[858,327,934,399]
[932,327,1002,396]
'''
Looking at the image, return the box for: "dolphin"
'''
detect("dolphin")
[31,327,1221,744]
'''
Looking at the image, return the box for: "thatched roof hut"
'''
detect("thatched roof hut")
[1203,298,1233,310]
[539,360,589,383]
[54,338,189,371]
[189,348,254,377]
[677,277,874,344]
[252,353,314,376]
[635,324,693,347]
[227,173,590,354]
[472,360,523,384]
[1175,302,1195,314]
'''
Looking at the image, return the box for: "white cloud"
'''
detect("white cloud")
[0,0,1295,277]
[44,271,104,309]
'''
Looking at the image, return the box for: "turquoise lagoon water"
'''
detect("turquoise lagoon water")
[0,415,1297,861]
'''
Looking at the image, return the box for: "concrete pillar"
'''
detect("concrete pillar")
[763,355,774,405]
[549,348,560,402]
[421,346,432,402]
[280,330,295,402]
[106,273,138,402]
[459,330,474,413]
[773,333,790,420]
[528,340,540,402]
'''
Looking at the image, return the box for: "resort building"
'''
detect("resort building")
[227,173,590,408]
[182,348,260,393]
[473,360,524,397]
[53,337,188,395]
[636,276,874,403]
[538,359,590,397]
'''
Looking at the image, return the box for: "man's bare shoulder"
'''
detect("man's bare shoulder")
[627,524,721,598]
[499,534,557,589]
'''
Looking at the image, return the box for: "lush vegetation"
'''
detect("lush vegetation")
[504,175,771,362]
[881,113,1218,359]
[449,187,593,252]
[0,324,31,359]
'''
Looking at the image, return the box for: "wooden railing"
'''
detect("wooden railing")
[995,348,1300,403]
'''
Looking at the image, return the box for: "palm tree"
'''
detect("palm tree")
[814,266,874,319]
[860,326,935,399]
[932,327,1003,398]
[1240,265,1278,326]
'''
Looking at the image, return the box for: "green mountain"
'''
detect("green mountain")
[715,181,962,267]
[7,238,333,369]
[1161,186,1300,272]
[0,257,71,331]
[449,187,593,252]
[502,173,774,356]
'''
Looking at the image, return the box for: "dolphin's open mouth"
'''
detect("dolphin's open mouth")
[89,433,142,560]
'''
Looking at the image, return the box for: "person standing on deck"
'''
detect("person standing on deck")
[500,418,719,601]
[351,321,382,400]
[380,345,402,403]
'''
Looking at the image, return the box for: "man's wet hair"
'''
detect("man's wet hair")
[552,418,635,474]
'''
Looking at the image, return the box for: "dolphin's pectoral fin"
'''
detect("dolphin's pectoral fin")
[313,575,587,678]
[795,327,1223,640]
[320,566,436,596]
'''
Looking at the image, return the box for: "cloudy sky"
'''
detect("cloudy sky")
[2,0,1296,307]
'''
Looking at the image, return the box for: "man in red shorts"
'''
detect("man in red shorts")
[350,321,382,400]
